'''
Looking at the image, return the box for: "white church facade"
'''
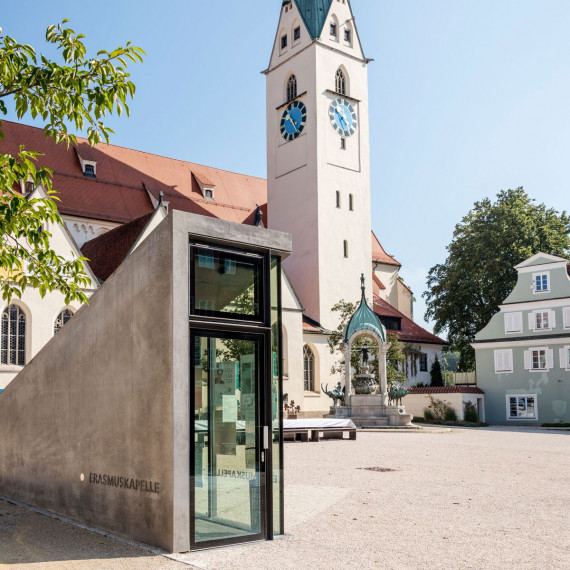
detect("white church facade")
[0,0,446,410]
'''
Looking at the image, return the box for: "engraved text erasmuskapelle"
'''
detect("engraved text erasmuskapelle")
[89,473,160,494]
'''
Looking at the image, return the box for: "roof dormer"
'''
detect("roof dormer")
[193,172,216,201]
[75,146,97,179]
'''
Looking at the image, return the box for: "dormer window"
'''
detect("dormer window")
[23,181,35,195]
[204,189,213,199]
[194,172,216,201]
[533,272,550,293]
[83,163,96,178]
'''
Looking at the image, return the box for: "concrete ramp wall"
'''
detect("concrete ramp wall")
[0,213,182,551]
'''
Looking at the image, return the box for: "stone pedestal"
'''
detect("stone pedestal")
[326,394,413,428]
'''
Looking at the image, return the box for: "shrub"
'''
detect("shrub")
[424,409,435,422]
[464,401,478,423]
[444,406,458,422]
[430,356,443,386]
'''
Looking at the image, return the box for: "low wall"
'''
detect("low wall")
[405,387,485,422]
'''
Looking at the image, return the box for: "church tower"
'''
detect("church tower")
[265,0,373,329]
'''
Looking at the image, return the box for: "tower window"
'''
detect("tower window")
[294,26,301,42]
[336,191,341,208]
[287,74,297,101]
[343,240,349,258]
[344,28,352,43]
[349,194,354,211]
[281,35,288,50]
[340,138,346,150]
[330,23,337,37]
[336,68,346,95]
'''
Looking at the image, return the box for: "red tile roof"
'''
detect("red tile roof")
[373,295,448,346]
[372,230,400,266]
[1,121,267,225]
[81,211,154,281]
[302,316,330,334]
[372,273,386,293]
[407,386,484,395]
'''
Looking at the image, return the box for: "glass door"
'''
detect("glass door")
[191,331,266,549]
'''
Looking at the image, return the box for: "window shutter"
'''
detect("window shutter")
[550,310,557,329]
[528,313,535,331]
[494,350,502,373]
[560,348,567,369]
[563,307,570,329]
[513,313,522,332]
[523,350,531,370]
[546,349,554,369]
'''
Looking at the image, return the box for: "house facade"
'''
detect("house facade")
[473,253,570,425]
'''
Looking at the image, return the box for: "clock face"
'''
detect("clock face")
[280,101,307,141]
[329,98,357,137]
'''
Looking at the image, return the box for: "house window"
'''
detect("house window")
[507,395,537,420]
[524,347,553,371]
[287,74,297,101]
[419,354,428,372]
[504,312,522,333]
[535,311,551,330]
[303,345,315,391]
[494,349,513,373]
[294,26,301,41]
[281,35,288,50]
[335,68,346,95]
[532,349,547,370]
[1,305,26,366]
[83,164,96,178]
[54,309,73,335]
[336,191,341,208]
[533,273,549,293]
[349,194,354,211]
[343,240,348,258]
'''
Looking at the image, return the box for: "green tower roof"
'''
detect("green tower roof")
[344,275,387,343]
[293,0,334,39]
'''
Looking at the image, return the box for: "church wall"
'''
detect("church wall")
[63,215,119,248]
[373,264,400,308]
[396,280,413,320]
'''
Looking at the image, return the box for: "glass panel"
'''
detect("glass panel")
[270,256,283,536]
[509,397,517,418]
[191,245,262,321]
[193,334,262,546]
[527,397,536,418]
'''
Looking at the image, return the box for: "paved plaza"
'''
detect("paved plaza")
[1,426,568,570]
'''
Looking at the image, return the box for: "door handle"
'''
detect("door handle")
[263,426,269,449]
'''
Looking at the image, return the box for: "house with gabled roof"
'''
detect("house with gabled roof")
[472,253,570,425]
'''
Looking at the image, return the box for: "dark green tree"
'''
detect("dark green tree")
[386,332,407,388]
[430,356,443,387]
[0,21,144,303]
[424,188,570,369]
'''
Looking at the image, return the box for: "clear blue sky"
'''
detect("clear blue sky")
[2,1,570,332]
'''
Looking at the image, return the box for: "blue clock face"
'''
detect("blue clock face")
[329,98,357,137]
[280,101,307,141]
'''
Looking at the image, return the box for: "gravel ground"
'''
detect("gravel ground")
[1,426,569,570]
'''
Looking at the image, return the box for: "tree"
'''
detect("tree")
[424,188,570,369]
[386,333,407,388]
[0,21,144,304]
[430,356,443,387]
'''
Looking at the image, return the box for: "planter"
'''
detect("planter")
[287,414,297,420]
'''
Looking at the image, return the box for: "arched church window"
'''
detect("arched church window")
[336,68,346,95]
[303,345,315,391]
[54,309,74,335]
[287,75,297,101]
[1,305,26,366]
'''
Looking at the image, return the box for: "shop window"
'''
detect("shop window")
[507,395,537,420]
